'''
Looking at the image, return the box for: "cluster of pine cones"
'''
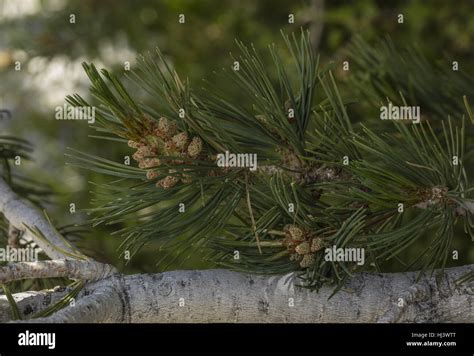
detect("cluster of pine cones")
[282,224,325,268]
[128,116,203,189]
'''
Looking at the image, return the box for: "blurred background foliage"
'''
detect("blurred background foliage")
[0,0,473,275]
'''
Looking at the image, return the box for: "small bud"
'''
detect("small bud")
[146,170,159,180]
[172,132,189,150]
[157,117,176,139]
[299,254,315,268]
[157,175,179,189]
[295,242,310,255]
[310,237,324,252]
[288,225,304,241]
[138,160,150,169]
[164,140,177,153]
[132,151,143,161]
[128,140,140,148]
[138,145,154,157]
[139,158,160,169]
[187,136,203,158]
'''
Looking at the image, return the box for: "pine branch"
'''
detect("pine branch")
[63,31,473,290]
[0,177,85,260]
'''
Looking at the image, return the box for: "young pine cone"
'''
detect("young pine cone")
[299,254,315,268]
[155,117,177,139]
[311,237,325,252]
[163,140,177,154]
[187,136,203,158]
[146,170,159,180]
[157,175,179,190]
[138,158,160,169]
[295,242,310,255]
[286,225,305,241]
[128,140,142,149]
[132,146,155,161]
[172,132,189,151]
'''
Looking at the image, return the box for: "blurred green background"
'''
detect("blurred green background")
[0,0,473,275]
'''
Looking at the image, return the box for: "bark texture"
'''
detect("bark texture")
[1,264,471,323]
[0,260,117,284]
[0,177,83,260]
[0,287,69,322]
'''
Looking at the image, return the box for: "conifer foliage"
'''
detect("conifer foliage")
[62,30,473,291]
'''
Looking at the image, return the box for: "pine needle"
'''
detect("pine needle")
[245,172,262,254]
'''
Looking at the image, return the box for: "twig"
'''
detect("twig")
[0,260,117,284]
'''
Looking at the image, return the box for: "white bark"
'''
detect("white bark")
[3,264,471,323]
[0,287,70,322]
[0,177,84,260]
[0,260,117,284]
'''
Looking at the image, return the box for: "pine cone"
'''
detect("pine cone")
[156,117,176,139]
[299,254,315,268]
[133,146,155,160]
[128,140,141,149]
[164,140,177,153]
[310,237,325,252]
[172,132,189,150]
[132,151,143,161]
[295,241,310,255]
[187,136,202,158]
[157,175,179,189]
[288,225,304,241]
[139,158,160,169]
[146,170,159,180]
